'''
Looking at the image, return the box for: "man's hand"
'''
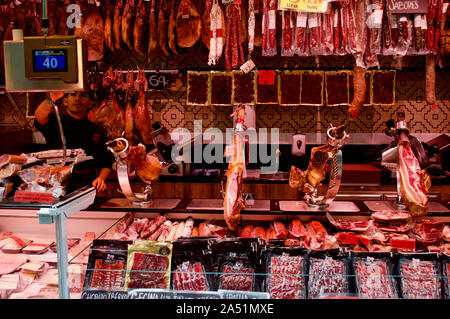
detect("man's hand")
[92,177,107,192]
[49,92,65,102]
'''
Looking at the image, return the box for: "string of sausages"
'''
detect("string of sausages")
[225,3,244,71]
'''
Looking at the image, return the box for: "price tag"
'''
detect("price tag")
[278,0,329,12]
[258,70,275,85]
[145,72,172,90]
[81,290,128,299]
[240,59,255,73]
[387,0,428,14]
[14,191,53,203]
[218,290,270,299]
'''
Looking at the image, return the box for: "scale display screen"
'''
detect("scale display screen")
[32,49,68,72]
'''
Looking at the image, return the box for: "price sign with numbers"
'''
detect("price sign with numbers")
[33,50,68,72]
[145,72,172,90]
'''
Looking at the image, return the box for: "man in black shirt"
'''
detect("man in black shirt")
[34,91,114,192]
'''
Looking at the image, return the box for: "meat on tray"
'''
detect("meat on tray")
[173,261,209,291]
[308,257,348,299]
[90,259,126,290]
[326,213,371,233]
[354,258,398,299]
[399,258,441,299]
[0,253,28,275]
[127,253,170,289]
[268,256,305,299]
[220,263,254,292]
[371,210,411,233]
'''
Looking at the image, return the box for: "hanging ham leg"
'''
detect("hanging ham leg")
[134,69,154,146]
[104,1,115,52]
[113,1,123,51]
[158,0,171,57]
[168,0,179,55]
[224,134,245,231]
[126,144,162,183]
[148,0,158,55]
[122,0,135,51]
[74,2,105,61]
[348,66,366,119]
[134,0,149,56]
[398,130,430,218]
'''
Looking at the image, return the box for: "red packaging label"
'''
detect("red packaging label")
[337,233,359,245]
[358,236,370,249]
[258,70,276,85]
[14,191,53,203]
[391,238,416,250]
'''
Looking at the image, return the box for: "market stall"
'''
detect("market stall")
[0,0,449,299]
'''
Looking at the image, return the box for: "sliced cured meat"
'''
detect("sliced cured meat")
[268,255,305,299]
[371,210,411,221]
[288,219,306,238]
[413,220,445,241]
[443,225,450,242]
[326,213,371,233]
[141,214,166,239]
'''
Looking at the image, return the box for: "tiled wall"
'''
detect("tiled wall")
[0,48,449,136]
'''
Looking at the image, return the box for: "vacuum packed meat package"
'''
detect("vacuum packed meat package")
[307,249,350,299]
[125,240,173,290]
[351,251,398,299]
[218,259,256,292]
[83,240,132,292]
[443,254,450,299]
[171,238,216,291]
[265,246,307,299]
[212,237,264,291]
[398,253,442,299]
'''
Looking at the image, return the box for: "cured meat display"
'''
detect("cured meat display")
[125,240,173,289]
[398,138,431,218]
[371,210,411,233]
[219,261,255,291]
[326,213,371,233]
[352,252,398,299]
[73,2,105,61]
[83,240,131,291]
[307,249,350,299]
[223,133,245,231]
[224,3,245,71]
[398,253,442,299]
[171,238,215,291]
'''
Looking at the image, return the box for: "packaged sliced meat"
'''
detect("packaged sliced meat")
[125,240,173,290]
[398,252,442,299]
[218,259,256,292]
[83,240,131,292]
[0,253,28,275]
[212,237,264,291]
[443,254,450,299]
[50,238,80,253]
[1,235,32,254]
[371,210,411,233]
[265,246,307,299]
[171,238,216,291]
[307,249,351,299]
[351,251,398,299]
[22,240,54,255]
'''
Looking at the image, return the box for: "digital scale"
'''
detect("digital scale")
[3,35,87,92]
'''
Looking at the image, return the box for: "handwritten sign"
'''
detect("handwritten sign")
[14,191,53,203]
[145,72,172,90]
[387,0,428,13]
[218,290,270,299]
[81,290,128,299]
[278,0,330,13]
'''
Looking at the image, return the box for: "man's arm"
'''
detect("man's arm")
[34,92,65,125]
[92,167,112,192]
